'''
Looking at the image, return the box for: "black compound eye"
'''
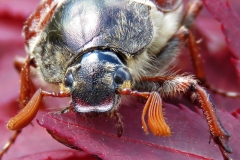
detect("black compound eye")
[114,73,124,85]
[64,71,73,88]
[114,67,132,85]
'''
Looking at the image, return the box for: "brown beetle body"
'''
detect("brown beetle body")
[25,0,182,87]
[23,0,185,116]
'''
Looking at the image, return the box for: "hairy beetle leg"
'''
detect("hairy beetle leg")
[56,104,75,114]
[14,56,38,111]
[190,85,232,160]
[181,0,206,83]
[14,56,37,73]
[1,89,70,158]
[118,88,171,136]
[1,56,36,158]
[0,130,21,159]
[182,0,203,29]
[181,0,205,82]
[173,25,240,98]
[1,56,71,158]
[11,55,71,130]
[178,1,240,98]
[141,75,232,159]
[16,56,37,109]
[187,29,240,98]
[112,111,124,137]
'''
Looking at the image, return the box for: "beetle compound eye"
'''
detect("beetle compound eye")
[114,67,132,86]
[64,72,73,89]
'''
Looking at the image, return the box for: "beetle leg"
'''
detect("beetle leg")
[179,0,240,98]
[14,56,27,73]
[172,25,240,98]
[112,111,124,137]
[141,75,232,159]
[1,89,70,157]
[19,56,32,109]
[14,56,37,73]
[0,130,21,159]
[15,56,37,109]
[181,0,206,83]
[187,30,240,98]
[1,57,70,157]
[0,57,36,158]
[57,104,75,114]
[118,89,171,136]
[182,0,203,29]
[190,84,232,160]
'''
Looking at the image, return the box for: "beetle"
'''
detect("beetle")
[0,0,237,159]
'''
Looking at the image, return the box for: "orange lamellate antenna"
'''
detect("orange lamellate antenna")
[142,92,171,136]
[7,89,70,131]
[7,89,43,130]
[119,88,171,136]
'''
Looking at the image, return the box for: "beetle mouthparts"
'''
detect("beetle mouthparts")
[72,90,117,113]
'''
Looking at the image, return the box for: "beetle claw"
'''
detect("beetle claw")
[214,135,232,153]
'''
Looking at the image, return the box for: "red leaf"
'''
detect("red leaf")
[0,0,40,18]
[39,102,240,160]
[14,150,96,160]
[0,109,95,159]
[201,0,240,59]
[231,58,240,81]
[201,0,240,80]
[231,108,240,119]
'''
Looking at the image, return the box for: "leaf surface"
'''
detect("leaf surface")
[202,0,240,59]
[39,102,240,160]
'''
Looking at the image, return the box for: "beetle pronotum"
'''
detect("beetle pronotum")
[1,0,238,159]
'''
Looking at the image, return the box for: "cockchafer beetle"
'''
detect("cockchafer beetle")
[1,0,238,159]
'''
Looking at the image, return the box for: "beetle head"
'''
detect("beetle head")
[64,50,132,113]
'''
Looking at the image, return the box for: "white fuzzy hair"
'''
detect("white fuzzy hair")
[127,0,184,82]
